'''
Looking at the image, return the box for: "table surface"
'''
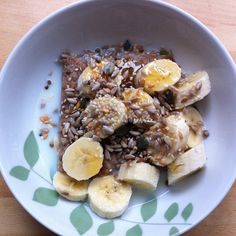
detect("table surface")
[0,0,236,235]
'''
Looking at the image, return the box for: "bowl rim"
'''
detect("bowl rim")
[0,0,235,235]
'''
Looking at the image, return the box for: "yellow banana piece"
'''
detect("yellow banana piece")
[62,137,104,181]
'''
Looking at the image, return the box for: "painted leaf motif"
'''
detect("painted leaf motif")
[10,166,29,181]
[126,224,142,236]
[97,221,114,236]
[169,226,179,236]
[181,203,193,222]
[141,198,157,222]
[70,205,93,235]
[33,187,59,206]
[164,203,179,222]
[24,131,39,168]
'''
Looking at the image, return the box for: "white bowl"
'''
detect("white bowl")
[0,0,235,235]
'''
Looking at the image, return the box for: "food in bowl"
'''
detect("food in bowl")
[53,41,211,218]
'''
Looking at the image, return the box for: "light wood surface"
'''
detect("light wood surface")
[0,1,235,235]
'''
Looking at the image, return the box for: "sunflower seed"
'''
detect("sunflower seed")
[63,122,70,134]
[141,102,152,107]
[111,67,120,78]
[99,118,109,126]
[121,140,128,148]
[68,129,74,140]
[102,126,114,135]
[105,150,111,160]
[147,106,156,114]
[67,98,77,104]
[70,111,81,118]
[130,104,140,110]
[129,131,140,136]
[77,130,84,136]
[70,126,78,135]
[84,131,93,138]
[103,62,115,75]
[64,88,75,92]
[134,109,142,117]
[105,145,114,152]
[92,135,101,142]
[91,82,101,91]
[110,86,118,95]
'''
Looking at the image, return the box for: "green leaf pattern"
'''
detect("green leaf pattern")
[164,203,179,222]
[70,205,93,235]
[10,166,30,181]
[169,226,179,236]
[181,203,193,222]
[24,131,39,168]
[126,224,142,236]
[141,198,157,222]
[33,187,59,206]
[97,221,114,236]
[8,131,195,235]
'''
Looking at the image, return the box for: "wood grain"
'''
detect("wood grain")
[0,0,235,235]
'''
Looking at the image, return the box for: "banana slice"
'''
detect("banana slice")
[174,71,211,109]
[168,143,207,185]
[145,113,189,166]
[122,88,159,126]
[53,171,88,201]
[77,60,120,97]
[117,161,160,191]
[88,175,132,218]
[82,95,128,138]
[182,106,204,148]
[135,59,181,94]
[62,137,104,181]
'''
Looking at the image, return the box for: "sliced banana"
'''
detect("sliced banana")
[62,137,104,181]
[145,113,189,166]
[117,161,160,191]
[168,143,207,185]
[88,175,132,218]
[122,88,159,126]
[174,71,211,109]
[135,59,181,94]
[182,106,204,148]
[82,95,128,138]
[77,60,120,97]
[53,171,88,201]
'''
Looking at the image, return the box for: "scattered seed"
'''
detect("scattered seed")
[49,141,54,148]
[63,122,70,134]
[70,111,81,118]
[111,68,120,77]
[105,149,111,160]
[77,130,84,136]
[105,145,114,152]
[67,98,77,104]
[40,103,46,109]
[147,106,156,114]
[129,131,140,136]
[103,62,115,75]
[91,82,101,91]
[40,115,51,124]
[123,40,131,51]
[121,140,128,148]
[130,104,140,110]
[203,130,209,137]
[102,126,114,135]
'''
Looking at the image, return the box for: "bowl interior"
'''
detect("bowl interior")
[0,0,236,235]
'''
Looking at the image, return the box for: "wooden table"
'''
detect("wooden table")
[0,0,235,235]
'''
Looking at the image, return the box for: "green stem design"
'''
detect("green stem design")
[31,168,52,186]
[119,218,191,226]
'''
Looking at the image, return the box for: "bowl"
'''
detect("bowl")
[0,0,235,235]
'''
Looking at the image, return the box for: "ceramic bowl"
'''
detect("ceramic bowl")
[0,0,236,235]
